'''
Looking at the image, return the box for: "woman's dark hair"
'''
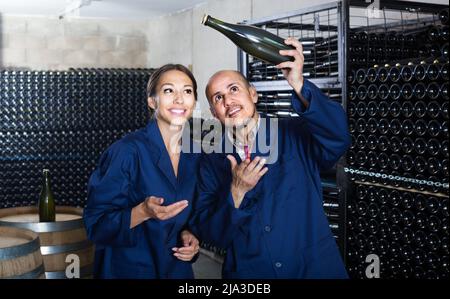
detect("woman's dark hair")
[146,64,197,118]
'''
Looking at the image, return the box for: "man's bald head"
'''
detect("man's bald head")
[205,70,251,102]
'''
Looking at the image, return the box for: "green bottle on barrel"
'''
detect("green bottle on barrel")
[201,14,294,65]
[39,169,55,222]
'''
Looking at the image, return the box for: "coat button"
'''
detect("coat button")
[275,262,282,268]
[264,225,271,232]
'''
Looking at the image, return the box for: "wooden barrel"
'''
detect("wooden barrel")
[0,226,45,279]
[0,206,94,279]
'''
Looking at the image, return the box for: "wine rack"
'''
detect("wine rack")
[346,1,449,279]
[0,68,153,209]
[238,0,449,279]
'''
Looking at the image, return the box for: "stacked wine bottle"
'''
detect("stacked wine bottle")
[346,8,449,279]
[247,35,339,81]
[0,68,153,209]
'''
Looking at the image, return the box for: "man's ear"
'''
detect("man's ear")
[249,85,258,104]
[147,97,156,110]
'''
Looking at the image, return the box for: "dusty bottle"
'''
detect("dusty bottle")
[202,14,295,65]
[38,169,55,222]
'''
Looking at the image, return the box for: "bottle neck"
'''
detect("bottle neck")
[204,16,238,37]
[43,171,52,191]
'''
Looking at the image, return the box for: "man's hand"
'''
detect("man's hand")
[172,230,200,262]
[142,196,188,220]
[227,155,268,208]
[276,37,307,106]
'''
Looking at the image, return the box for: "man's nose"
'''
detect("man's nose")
[223,94,234,107]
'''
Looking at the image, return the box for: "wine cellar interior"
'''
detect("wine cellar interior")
[0,0,449,281]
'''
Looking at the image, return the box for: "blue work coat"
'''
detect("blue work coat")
[190,79,351,279]
[84,120,201,279]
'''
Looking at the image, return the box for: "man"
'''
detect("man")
[190,37,350,278]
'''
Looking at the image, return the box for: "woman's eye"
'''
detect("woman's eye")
[185,89,193,94]
[163,88,173,94]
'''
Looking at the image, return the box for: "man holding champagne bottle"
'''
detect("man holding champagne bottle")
[190,37,351,279]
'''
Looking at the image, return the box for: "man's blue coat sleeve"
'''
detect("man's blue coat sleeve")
[291,79,351,170]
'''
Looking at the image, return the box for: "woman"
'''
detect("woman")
[84,64,201,279]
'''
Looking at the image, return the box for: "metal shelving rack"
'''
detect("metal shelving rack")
[238,0,449,279]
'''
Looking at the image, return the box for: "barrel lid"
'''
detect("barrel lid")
[0,226,40,259]
[0,206,84,233]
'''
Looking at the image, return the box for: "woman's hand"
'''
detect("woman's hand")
[172,230,200,261]
[130,196,188,228]
[142,196,188,220]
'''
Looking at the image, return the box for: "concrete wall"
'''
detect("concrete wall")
[0,15,148,70]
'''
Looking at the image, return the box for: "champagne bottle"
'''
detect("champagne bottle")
[38,169,55,222]
[202,15,294,65]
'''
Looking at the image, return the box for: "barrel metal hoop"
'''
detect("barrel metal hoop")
[40,240,93,255]
[0,237,40,259]
[0,219,83,233]
[4,264,45,279]
[45,264,93,279]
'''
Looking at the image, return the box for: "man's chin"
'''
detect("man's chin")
[224,116,252,129]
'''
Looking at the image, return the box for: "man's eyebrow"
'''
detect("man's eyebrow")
[211,82,239,98]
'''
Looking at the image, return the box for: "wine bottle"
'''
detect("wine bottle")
[439,8,449,25]
[378,102,390,118]
[38,169,56,222]
[367,101,378,116]
[440,62,448,81]
[202,15,294,65]
[389,119,401,135]
[367,84,378,100]
[366,67,378,83]
[378,84,390,100]
[427,120,441,138]
[400,64,413,82]
[413,82,426,99]
[401,101,414,118]
[428,138,441,156]
[427,101,441,119]
[355,68,366,84]
[414,101,427,118]
[389,136,401,153]
[402,119,415,136]
[367,118,378,134]
[388,65,401,83]
[414,138,427,155]
[441,83,448,101]
[400,83,413,100]
[389,84,401,100]
[356,85,368,101]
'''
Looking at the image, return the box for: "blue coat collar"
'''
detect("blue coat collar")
[144,120,195,190]
[220,114,277,164]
